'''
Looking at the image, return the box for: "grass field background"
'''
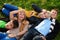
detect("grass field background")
[0,0,60,40]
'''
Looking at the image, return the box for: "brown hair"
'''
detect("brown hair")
[13,20,19,28]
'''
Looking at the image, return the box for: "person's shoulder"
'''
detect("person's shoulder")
[23,20,29,25]
[39,18,45,21]
[25,20,29,24]
[55,20,60,24]
[30,16,37,18]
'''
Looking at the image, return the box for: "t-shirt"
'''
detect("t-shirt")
[0,20,7,28]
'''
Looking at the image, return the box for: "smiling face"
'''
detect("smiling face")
[18,10,26,21]
[5,20,19,29]
[41,9,49,18]
[51,9,57,19]
[38,9,48,18]
[5,20,14,29]
[38,12,45,18]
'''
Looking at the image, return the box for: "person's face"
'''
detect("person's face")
[38,12,45,18]
[6,21,14,29]
[44,11,50,18]
[42,9,49,18]
[18,11,25,20]
[51,10,57,19]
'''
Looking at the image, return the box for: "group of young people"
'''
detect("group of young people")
[0,4,60,40]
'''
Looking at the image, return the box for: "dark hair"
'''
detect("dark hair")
[13,20,19,28]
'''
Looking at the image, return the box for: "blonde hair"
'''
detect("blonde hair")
[47,11,51,17]
[17,9,26,21]
[17,9,29,32]
[19,20,29,32]
[51,9,58,12]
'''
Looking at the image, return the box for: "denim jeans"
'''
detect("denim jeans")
[2,4,18,16]
[2,8,10,16]
[3,4,18,11]
[0,32,17,40]
[22,28,42,40]
[0,32,7,39]
[1,37,17,40]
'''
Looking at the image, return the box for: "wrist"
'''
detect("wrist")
[15,34,19,37]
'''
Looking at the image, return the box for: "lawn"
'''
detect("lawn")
[0,0,60,40]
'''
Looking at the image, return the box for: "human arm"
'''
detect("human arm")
[8,21,29,37]
[10,10,20,20]
[16,21,29,37]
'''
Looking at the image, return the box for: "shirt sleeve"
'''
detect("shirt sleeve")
[0,20,6,28]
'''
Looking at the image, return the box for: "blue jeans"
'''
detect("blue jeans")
[0,32,17,40]
[2,8,10,16]
[22,28,43,40]
[2,4,18,16]
[0,32,7,39]
[3,4,18,11]
[1,37,17,40]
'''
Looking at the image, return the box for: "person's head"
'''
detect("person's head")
[50,9,58,19]
[38,12,45,18]
[46,11,51,18]
[17,9,26,21]
[38,9,50,18]
[5,20,19,29]
[42,9,50,18]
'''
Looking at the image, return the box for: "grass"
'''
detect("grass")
[0,0,60,40]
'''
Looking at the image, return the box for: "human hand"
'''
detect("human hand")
[8,34,16,38]
[40,36,46,40]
